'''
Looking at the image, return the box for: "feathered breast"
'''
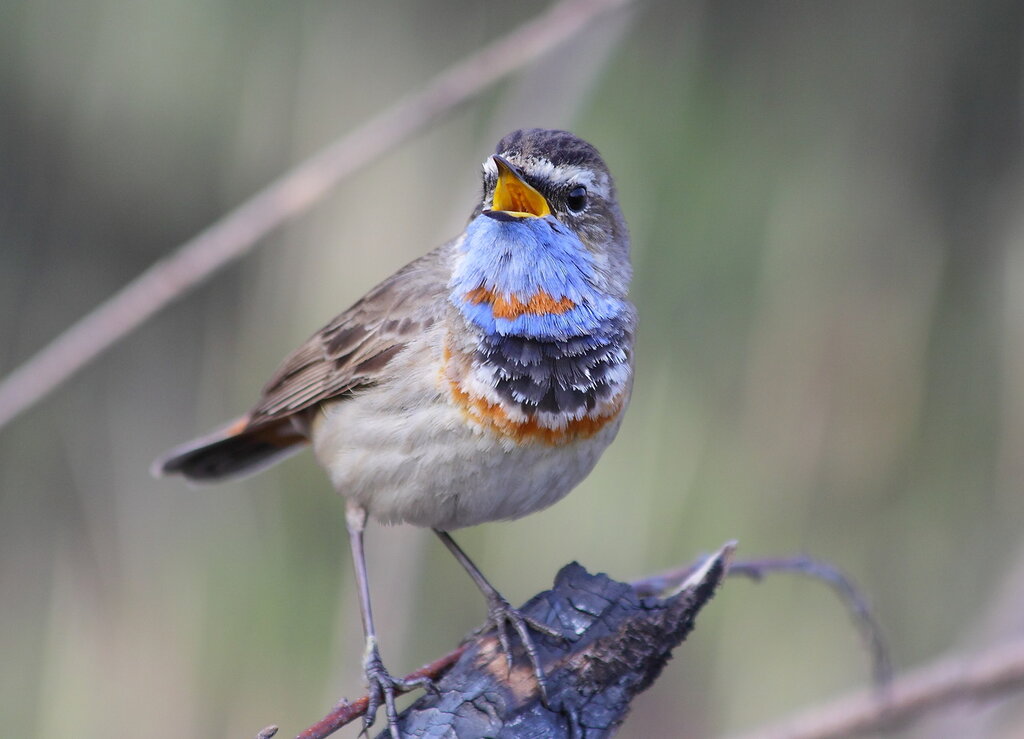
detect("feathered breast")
[444,212,633,444]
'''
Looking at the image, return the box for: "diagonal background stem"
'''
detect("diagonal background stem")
[0,0,635,431]
[727,637,1024,739]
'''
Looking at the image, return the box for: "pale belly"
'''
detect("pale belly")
[309,339,623,531]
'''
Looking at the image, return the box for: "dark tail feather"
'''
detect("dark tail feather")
[152,417,308,483]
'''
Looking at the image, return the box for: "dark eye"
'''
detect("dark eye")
[566,185,588,213]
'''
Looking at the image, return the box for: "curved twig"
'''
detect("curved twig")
[633,554,892,687]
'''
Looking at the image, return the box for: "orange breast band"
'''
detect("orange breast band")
[449,383,623,446]
[464,286,576,319]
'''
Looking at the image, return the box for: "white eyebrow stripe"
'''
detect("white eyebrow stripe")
[525,158,611,199]
[480,155,611,200]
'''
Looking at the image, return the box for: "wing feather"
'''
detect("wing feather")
[245,245,452,427]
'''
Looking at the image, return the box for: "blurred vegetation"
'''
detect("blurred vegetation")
[2,1,1023,737]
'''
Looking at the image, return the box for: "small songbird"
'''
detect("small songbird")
[153,129,635,736]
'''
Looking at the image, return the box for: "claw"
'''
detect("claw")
[482,592,563,705]
[361,641,433,739]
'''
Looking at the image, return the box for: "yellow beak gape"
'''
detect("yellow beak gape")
[491,156,552,218]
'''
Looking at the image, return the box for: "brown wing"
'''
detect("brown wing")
[153,244,452,482]
[247,244,452,426]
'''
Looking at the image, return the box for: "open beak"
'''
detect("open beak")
[490,155,551,218]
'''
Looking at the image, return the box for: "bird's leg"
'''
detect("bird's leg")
[346,502,430,738]
[434,530,561,703]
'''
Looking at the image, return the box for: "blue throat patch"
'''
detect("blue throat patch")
[450,214,631,416]
[450,214,626,338]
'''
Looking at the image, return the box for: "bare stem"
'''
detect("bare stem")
[0,0,635,431]
[633,554,892,688]
[291,645,468,739]
[728,637,1024,739]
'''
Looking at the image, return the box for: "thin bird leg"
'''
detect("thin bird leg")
[434,530,561,703]
[346,502,430,738]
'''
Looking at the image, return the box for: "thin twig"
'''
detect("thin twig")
[0,0,636,431]
[727,637,1024,739]
[729,557,892,686]
[292,644,468,739]
[632,554,892,688]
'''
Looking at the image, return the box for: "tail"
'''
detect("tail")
[151,416,308,483]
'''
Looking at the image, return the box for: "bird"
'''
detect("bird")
[153,128,635,737]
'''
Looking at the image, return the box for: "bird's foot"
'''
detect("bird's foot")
[361,639,433,739]
[480,592,563,704]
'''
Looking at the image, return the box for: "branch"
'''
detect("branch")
[728,637,1024,739]
[0,0,636,431]
[270,543,734,739]
[250,548,1024,739]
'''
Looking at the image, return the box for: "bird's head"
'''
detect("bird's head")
[469,129,631,299]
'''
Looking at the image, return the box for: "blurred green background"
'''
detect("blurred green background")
[2,1,1023,737]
